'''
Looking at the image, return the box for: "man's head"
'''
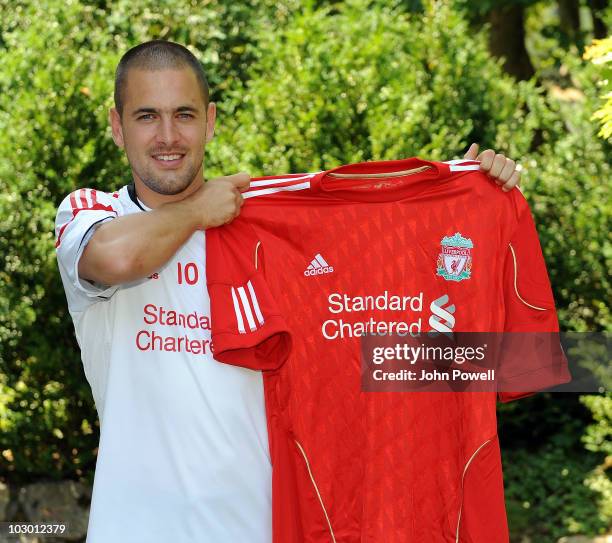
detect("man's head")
[110,40,216,199]
[114,40,210,117]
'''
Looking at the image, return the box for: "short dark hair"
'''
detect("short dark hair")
[114,40,210,116]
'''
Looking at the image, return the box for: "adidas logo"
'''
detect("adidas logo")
[304,253,334,276]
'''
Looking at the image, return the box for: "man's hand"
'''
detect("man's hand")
[464,143,522,192]
[192,172,250,229]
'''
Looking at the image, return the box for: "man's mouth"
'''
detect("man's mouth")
[151,153,186,167]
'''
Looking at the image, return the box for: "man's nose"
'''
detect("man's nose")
[156,116,180,146]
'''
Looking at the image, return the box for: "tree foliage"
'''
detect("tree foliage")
[211,0,539,173]
[583,37,612,140]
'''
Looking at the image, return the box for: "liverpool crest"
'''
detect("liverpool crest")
[436,233,473,282]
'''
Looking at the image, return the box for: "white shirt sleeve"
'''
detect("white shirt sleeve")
[55,188,121,314]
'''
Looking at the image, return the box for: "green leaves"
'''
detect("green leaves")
[583,37,612,140]
[211,0,524,174]
[503,439,611,539]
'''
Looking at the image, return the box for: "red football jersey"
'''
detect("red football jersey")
[205,157,570,543]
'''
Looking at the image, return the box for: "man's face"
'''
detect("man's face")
[110,67,215,196]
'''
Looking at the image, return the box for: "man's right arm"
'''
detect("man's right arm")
[78,173,249,286]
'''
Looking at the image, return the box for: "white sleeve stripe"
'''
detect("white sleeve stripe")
[247,280,265,326]
[237,286,257,331]
[509,243,548,311]
[85,189,93,208]
[231,287,246,334]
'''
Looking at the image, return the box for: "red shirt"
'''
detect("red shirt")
[206,157,570,542]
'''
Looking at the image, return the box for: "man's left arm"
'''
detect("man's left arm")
[464,143,522,192]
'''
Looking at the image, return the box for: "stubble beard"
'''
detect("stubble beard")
[139,162,200,195]
[131,152,203,196]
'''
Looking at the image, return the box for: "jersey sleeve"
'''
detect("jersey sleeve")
[206,219,292,371]
[497,198,571,402]
[54,188,120,312]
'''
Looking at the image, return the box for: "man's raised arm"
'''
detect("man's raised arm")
[78,173,249,286]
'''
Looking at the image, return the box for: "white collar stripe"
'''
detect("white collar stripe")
[444,159,480,165]
[449,164,481,172]
[243,181,312,199]
[249,174,316,188]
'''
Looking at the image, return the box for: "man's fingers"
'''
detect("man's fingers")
[502,170,521,192]
[496,159,516,184]
[227,172,251,192]
[477,149,495,170]
[208,172,251,192]
[486,153,506,179]
[464,143,479,160]
[235,190,244,209]
[475,150,523,191]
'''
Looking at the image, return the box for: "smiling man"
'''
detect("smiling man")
[55,40,524,542]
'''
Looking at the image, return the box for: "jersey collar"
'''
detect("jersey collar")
[310,157,452,202]
[127,182,151,211]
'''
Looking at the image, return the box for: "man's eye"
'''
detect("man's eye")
[138,114,155,120]
[178,113,194,119]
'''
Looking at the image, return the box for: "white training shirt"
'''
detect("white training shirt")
[54,185,272,543]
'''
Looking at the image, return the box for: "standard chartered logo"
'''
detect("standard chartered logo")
[428,294,455,336]
[318,291,458,340]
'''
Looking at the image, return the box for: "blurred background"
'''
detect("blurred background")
[0,0,610,541]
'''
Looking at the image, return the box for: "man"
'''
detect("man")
[55,40,523,542]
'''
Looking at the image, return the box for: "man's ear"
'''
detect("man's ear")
[205,102,216,143]
[109,107,125,148]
